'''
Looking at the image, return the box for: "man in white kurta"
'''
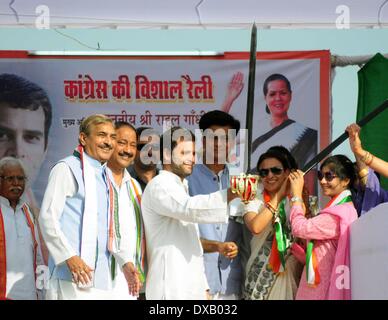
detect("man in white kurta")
[107,121,146,298]
[142,127,237,300]
[0,157,44,300]
[39,115,138,299]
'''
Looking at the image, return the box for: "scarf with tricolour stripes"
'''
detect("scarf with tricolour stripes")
[127,178,146,283]
[306,189,353,287]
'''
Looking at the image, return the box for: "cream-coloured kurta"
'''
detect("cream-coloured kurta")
[141,170,229,300]
[1,196,44,300]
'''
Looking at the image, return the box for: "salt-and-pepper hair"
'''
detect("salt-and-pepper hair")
[0,156,27,176]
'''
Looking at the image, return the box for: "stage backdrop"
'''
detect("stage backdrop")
[0,50,330,206]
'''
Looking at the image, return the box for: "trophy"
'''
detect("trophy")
[230,173,260,203]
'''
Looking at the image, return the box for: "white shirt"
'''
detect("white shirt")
[39,161,137,298]
[0,196,43,300]
[141,170,229,300]
[108,168,140,267]
[39,162,78,265]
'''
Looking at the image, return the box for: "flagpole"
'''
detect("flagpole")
[245,23,257,172]
[303,99,388,174]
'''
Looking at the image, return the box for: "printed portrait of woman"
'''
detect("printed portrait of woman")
[222,72,318,172]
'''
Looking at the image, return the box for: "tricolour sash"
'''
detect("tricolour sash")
[73,145,120,280]
[264,191,291,273]
[306,189,353,287]
[127,178,146,283]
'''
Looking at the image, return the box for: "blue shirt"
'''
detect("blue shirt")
[187,164,243,296]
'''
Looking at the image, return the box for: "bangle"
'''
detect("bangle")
[365,154,374,166]
[358,168,369,178]
[266,201,278,212]
[290,196,303,204]
[265,203,278,216]
[360,151,370,163]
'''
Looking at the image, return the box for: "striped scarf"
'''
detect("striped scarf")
[73,145,120,281]
[264,191,291,273]
[127,179,146,283]
[306,189,353,287]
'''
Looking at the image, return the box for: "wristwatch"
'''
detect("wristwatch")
[290,196,303,204]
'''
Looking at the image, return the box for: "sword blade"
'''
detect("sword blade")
[245,23,257,172]
[303,99,388,174]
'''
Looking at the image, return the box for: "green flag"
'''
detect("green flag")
[357,53,388,188]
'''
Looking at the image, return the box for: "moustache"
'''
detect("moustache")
[99,143,113,150]
[183,160,194,166]
[9,186,23,192]
[118,151,134,158]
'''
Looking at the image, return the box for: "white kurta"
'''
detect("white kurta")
[39,162,137,300]
[107,168,141,300]
[141,170,229,300]
[1,196,43,300]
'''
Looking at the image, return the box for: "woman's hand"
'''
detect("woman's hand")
[221,72,244,113]
[289,170,304,198]
[274,176,290,203]
[346,123,364,157]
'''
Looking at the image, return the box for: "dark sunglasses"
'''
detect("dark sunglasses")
[258,167,284,178]
[317,171,337,182]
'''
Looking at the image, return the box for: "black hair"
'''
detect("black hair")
[263,73,292,114]
[115,121,137,139]
[0,73,53,149]
[256,145,298,172]
[320,154,357,200]
[160,126,195,165]
[199,110,240,134]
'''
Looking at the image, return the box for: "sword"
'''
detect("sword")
[245,23,257,172]
[302,99,388,174]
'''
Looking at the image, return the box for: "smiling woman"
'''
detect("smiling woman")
[242,145,303,300]
[250,73,318,171]
[289,155,358,300]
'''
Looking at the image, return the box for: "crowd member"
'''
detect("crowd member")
[187,110,243,300]
[127,127,160,192]
[289,155,358,300]
[141,126,238,300]
[107,121,146,299]
[242,146,303,300]
[0,157,44,299]
[346,123,388,215]
[39,114,138,299]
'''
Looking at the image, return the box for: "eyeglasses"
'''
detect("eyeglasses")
[317,171,337,182]
[258,167,284,178]
[0,176,27,183]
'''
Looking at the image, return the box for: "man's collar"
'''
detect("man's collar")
[196,163,229,177]
[83,151,106,169]
[159,170,187,185]
[0,195,25,210]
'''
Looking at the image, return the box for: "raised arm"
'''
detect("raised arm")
[346,123,388,178]
[220,72,244,113]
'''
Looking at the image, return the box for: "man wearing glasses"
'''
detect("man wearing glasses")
[0,157,44,300]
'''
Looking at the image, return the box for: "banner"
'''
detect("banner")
[0,50,330,209]
[357,53,388,189]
